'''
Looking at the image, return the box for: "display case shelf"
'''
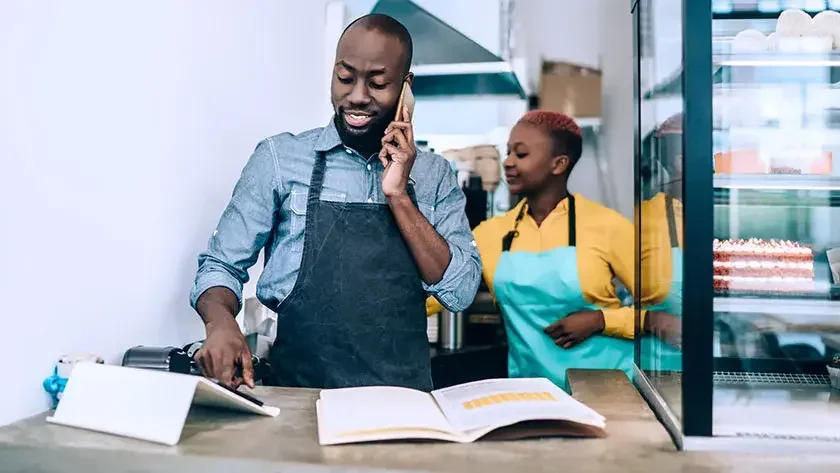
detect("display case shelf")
[715,54,840,68]
[714,296,840,317]
[713,54,840,84]
[712,11,789,20]
[714,127,840,146]
[712,2,840,21]
[715,189,840,205]
[714,174,840,190]
[714,175,840,206]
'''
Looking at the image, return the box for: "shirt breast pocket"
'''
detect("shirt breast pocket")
[290,189,348,235]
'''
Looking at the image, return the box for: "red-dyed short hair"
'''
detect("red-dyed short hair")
[518,110,584,164]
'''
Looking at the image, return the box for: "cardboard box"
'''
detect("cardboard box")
[538,60,601,119]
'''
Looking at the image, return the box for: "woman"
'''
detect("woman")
[639,113,685,372]
[428,110,660,391]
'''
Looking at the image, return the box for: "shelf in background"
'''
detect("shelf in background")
[714,174,840,190]
[642,67,682,100]
[714,174,840,205]
[714,127,840,146]
[712,11,786,20]
[715,54,840,68]
[713,54,840,85]
[715,297,840,317]
[715,188,840,206]
[713,4,839,21]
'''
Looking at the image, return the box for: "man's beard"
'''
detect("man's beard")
[334,106,397,155]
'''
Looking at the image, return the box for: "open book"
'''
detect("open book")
[316,377,606,445]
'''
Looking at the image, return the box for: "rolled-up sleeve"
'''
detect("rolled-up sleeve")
[190,139,280,309]
[422,164,482,312]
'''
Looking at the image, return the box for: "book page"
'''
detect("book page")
[317,386,461,445]
[431,378,606,433]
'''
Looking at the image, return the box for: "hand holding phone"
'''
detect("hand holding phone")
[380,81,416,197]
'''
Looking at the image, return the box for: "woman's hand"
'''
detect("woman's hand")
[544,310,606,349]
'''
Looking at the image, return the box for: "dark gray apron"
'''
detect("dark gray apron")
[268,151,433,391]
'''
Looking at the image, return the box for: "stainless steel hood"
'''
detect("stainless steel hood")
[370,0,526,98]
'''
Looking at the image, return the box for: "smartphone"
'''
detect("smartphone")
[394,80,415,123]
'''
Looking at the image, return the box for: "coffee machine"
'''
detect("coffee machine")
[441,144,502,228]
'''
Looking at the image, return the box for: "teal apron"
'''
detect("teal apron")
[493,195,635,392]
[640,195,683,372]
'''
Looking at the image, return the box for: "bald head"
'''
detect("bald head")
[330,14,415,154]
[341,14,413,75]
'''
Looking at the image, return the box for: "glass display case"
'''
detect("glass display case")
[634,0,840,451]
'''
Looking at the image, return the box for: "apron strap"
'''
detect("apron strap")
[502,202,528,252]
[502,193,576,252]
[665,194,678,249]
[567,194,576,247]
[308,152,328,203]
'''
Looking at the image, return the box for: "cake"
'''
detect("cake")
[776,9,813,37]
[713,238,815,293]
[812,10,840,50]
[732,29,768,53]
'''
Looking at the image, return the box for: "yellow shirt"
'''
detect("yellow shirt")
[639,192,683,306]
[426,193,665,339]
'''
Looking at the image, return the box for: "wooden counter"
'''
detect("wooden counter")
[2,370,840,472]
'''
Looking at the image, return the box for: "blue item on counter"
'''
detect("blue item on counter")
[42,366,68,409]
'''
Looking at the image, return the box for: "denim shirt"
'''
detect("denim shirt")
[190,119,482,314]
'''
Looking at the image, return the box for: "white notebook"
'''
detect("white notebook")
[46,363,279,446]
[316,377,606,445]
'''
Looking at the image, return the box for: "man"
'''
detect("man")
[190,14,481,392]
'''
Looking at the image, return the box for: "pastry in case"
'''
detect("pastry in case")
[714,150,833,175]
[713,238,815,294]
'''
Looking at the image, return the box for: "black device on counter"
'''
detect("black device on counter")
[122,345,268,406]
[122,343,273,384]
[121,345,193,374]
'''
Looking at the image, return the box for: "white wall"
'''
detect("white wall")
[0,0,331,426]
[514,0,625,213]
[517,0,602,93]
[598,0,635,218]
